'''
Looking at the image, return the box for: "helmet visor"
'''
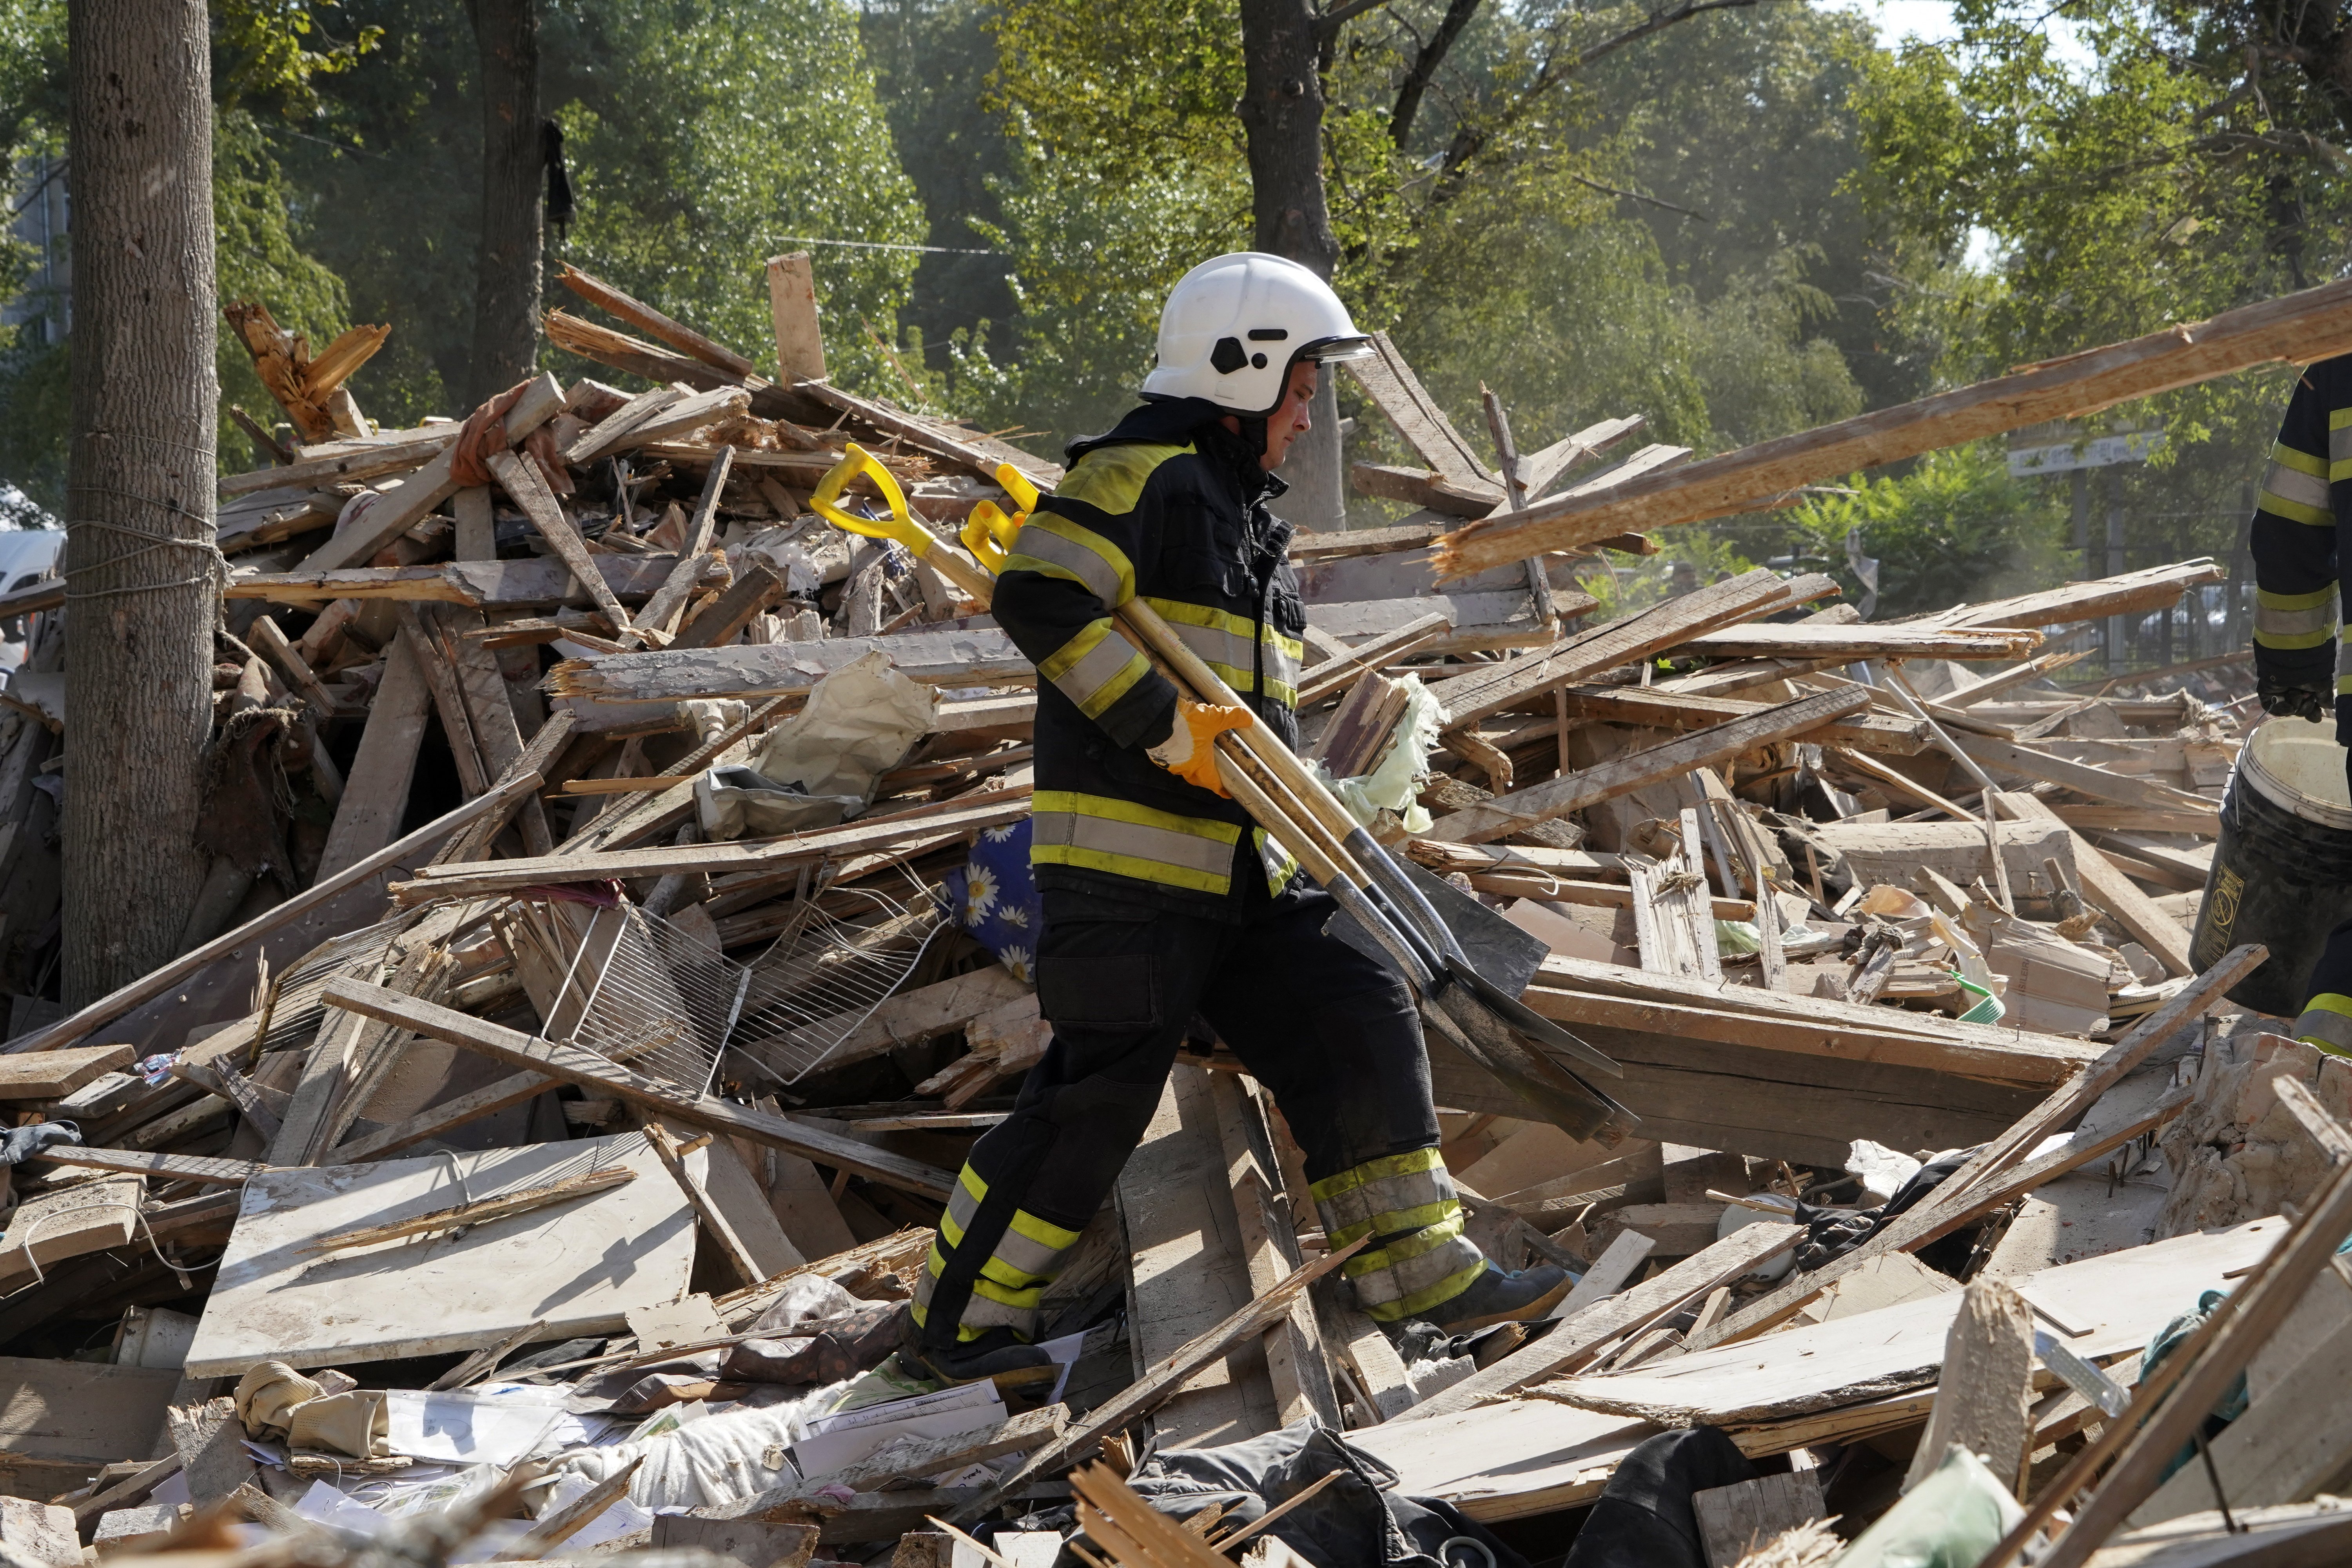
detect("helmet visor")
[1300,334,1374,364]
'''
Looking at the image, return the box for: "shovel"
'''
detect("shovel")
[811,447,1638,1144]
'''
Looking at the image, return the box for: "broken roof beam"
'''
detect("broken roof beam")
[1437,279,2352,575]
[545,629,1034,706]
[1423,688,1871,845]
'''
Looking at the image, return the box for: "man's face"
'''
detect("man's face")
[1263,361,1318,470]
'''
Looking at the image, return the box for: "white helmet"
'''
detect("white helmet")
[1142,252,1372,415]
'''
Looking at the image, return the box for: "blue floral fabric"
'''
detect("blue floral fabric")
[939,817,1044,984]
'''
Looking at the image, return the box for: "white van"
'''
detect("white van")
[0,529,63,671]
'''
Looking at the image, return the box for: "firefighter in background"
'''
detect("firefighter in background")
[901,253,1574,1386]
[2249,354,2352,1055]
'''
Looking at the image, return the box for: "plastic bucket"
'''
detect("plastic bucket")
[2192,717,2352,1016]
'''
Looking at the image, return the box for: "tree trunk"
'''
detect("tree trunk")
[468,0,544,404]
[62,0,220,1003]
[1236,0,1338,279]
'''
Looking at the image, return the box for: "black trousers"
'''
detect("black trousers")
[918,877,1440,1348]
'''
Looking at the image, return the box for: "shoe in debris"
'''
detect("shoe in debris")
[1425,1262,1574,1333]
[894,1328,1060,1392]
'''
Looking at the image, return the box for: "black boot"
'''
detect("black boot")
[1425,1263,1573,1333]
[895,1327,1058,1391]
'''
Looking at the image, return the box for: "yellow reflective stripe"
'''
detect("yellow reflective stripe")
[2303,992,2352,1018]
[1039,619,1152,719]
[1143,597,1305,706]
[1031,789,1241,893]
[1363,1256,1492,1323]
[2296,993,2352,1057]
[968,1274,1047,1311]
[1254,828,1300,897]
[2260,584,2338,610]
[1327,1198,1461,1249]
[1009,1208,1082,1250]
[1007,511,1135,605]
[1052,441,1191,518]
[2275,439,2329,478]
[1310,1145,1447,1201]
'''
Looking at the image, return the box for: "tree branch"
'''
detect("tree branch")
[1430,0,1757,204]
[1318,0,1400,38]
[1569,172,1708,220]
[1388,0,1484,153]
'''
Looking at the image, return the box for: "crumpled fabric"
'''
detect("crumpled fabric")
[1836,1442,2023,1568]
[748,649,937,800]
[1561,1426,1756,1568]
[1791,1144,1977,1272]
[235,1361,390,1458]
[0,1122,80,1166]
[1116,1419,1526,1568]
[551,1388,834,1510]
[748,1275,862,1335]
[695,765,858,841]
[235,1361,324,1437]
[449,378,568,497]
[2141,1286,2251,1484]
[938,820,1042,984]
[696,651,938,840]
[720,1303,908,1387]
[1311,676,1447,837]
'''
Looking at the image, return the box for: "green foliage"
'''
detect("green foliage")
[1783,443,2070,619]
[211,0,380,114]
[546,0,922,400]
[1574,530,1758,623]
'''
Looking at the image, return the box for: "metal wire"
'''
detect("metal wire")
[728,883,946,1086]
[508,898,745,1096]
[255,914,411,1058]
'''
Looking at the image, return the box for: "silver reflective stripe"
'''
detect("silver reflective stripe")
[945,1178,981,1236]
[1031,808,1239,880]
[2265,459,2333,514]
[1315,1165,1457,1238]
[1347,1232,1487,1310]
[954,1292,1038,1334]
[1008,521,1126,605]
[2331,423,2352,468]
[2335,637,2352,682]
[987,1227,1068,1282]
[1164,616,1258,680]
[1051,630,1147,715]
[1263,640,1301,696]
[2256,600,2338,639]
[2297,1006,2352,1056]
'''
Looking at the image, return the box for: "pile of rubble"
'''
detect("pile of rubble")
[0,263,2348,1568]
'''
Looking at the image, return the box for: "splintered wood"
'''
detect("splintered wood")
[0,241,2306,1568]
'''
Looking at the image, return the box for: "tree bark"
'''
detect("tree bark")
[62,0,220,1003]
[1237,0,1339,278]
[468,0,544,404]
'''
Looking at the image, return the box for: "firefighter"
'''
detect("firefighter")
[2248,353,2352,1054]
[900,253,1574,1387]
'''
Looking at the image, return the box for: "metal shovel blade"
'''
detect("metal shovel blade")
[1370,854,1622,1078]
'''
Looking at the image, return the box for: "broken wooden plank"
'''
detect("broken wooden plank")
[1423,690,1871,845]
[1438,280,2352,573]
[0,1042,134,1099]
[300,1165,636,1254]
[548,628,1030,706]
[633,446,734,639]
[2,773,540,1058]
[31,1148,258,1185]
[218,430,458,498]
[1994,793,2195,976]
[1410,1220,1798,1420]
[1295,612,1452,706]
[1899,1276,2036,1494]
[394,789,1030,904]
[230,553,730,609]
[1344,331,1499,493]
[1676,622,2042,661]
[297,374,564,574]
[1425,568,1829,730]
[1558,686,1928,755]
[642,1123,765,1289]
[486,450,641,645]
[960,1236,1366,1520]
[319,979,956,1199]
[1959,734,2217,816]
[675,557,787,649]
[1690,949,2260,1351]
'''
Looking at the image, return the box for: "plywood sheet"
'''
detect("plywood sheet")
[0,1358,178,1497]
[183,1131,695,1377]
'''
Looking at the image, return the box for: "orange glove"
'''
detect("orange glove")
[1147,699,1254,795]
